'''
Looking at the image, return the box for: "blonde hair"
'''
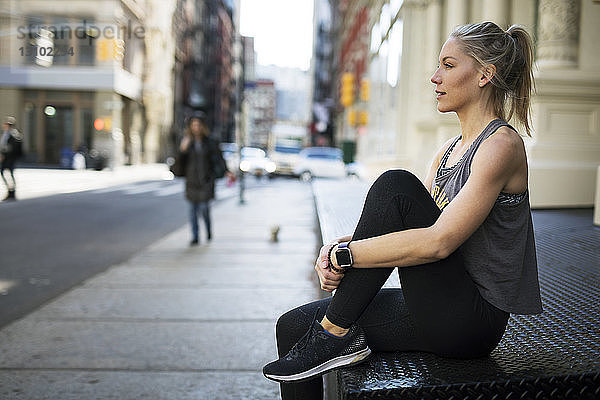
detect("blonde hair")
[450,22,535,136]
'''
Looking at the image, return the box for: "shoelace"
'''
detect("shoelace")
[289,307,320,358]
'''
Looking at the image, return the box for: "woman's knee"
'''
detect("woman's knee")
[366,169,424,203]
[373,169,421,190]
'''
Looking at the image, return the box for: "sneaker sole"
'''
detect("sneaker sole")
[264,347,371,383]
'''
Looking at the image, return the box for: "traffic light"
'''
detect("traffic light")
[340,72,355,107]
[93,117,112,132]
[348,109,357,126]
[359,110,369,126]
[97,38,110,61]
[94,118,104,131]
[96,38,125,61]
[360,78,370,102]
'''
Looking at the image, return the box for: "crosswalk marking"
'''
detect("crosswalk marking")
[92,182,170,195]
[10,172,249,200]
[123,182,168,195]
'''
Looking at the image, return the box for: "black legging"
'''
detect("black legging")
[1,158,16,190]
[275,170,509,400]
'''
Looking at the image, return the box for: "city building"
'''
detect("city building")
[171,0,237,147]
[236,35,255,148]
[327,0,371,162]
[241,35,255,83]
[0,0,175,167]
[244,79,276,149]
[0,0,239,168]
[256,64,311,147]
[310,0,339,146]
[257,64,311,124]
[142,0,177,163]
[208,0,236,143]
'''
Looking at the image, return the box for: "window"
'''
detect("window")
[50,17,71,66]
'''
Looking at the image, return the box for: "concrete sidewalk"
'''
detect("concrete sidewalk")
[0,179,323,399]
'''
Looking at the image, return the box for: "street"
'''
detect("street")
[0,170,267,328]
[0,173,319,400]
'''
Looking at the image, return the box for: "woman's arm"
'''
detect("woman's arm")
[325,135,449,252]
[333,235,352,243]
[331,128,526,270]
[322,135,448,261]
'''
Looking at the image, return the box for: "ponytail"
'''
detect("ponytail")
[506,25,535,136]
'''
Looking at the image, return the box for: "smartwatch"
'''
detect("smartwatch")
[334,241,353,273]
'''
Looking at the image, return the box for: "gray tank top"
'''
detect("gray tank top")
[431,119,543,315]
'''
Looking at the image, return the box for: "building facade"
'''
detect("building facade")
[143,0,177,163]
[255,64,312,149]
[171,0,237,149]
[321,0,371,161]
[244,79,276,149]
[310,0,339,146]
[346,0,600,208]
[0,0,176,167]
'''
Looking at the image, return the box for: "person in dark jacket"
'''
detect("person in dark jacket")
[179,112,233,245]
[1,116,23,201]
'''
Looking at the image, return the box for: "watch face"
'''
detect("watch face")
[336,248,352,267]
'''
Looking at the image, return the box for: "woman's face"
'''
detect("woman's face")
[430,38,483,114]
[190,119,204,137]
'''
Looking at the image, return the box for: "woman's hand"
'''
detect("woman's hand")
[225,171,236,180]
[314,243,344,292]
[179,135,192,152]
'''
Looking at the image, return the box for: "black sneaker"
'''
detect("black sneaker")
[263,317,371,382]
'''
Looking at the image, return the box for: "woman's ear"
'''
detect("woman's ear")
[479,64,496,87]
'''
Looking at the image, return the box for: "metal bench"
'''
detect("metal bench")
[312,179,600,400]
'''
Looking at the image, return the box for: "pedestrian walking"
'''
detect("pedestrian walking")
[263,22,543,400]
[1,116,23,201]
[179,112,234,245]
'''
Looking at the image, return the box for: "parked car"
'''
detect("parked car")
[269,143,302,176]
[293,147,346,181]
[220,142,239,173]
[345,161,367,180]
[239,147,276,177]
